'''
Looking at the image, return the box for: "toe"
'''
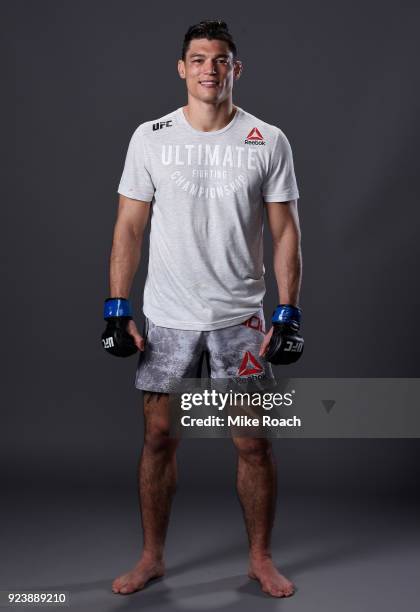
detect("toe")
[269,585,284,598]
[283,585,295,597]
[117,579,132,594]
[287,581,295,592]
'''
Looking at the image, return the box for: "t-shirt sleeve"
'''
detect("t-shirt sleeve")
[117,125,155,202]
[262,129,300,202]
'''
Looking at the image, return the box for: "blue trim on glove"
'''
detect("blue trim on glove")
[104,297,132,319]
[272,304,301,325]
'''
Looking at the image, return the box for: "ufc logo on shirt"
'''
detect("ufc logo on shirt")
[152,120,173,131]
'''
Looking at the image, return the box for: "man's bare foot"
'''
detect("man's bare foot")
[112,556,165,595]
[248,555,295,598]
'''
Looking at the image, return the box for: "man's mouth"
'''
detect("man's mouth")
[199,81,219,88]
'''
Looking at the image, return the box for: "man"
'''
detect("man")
[104,20,302,598]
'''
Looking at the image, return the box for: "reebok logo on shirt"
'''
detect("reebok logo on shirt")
[245,127,265,145]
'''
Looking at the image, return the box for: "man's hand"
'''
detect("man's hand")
[127,320,145,351]
[259,326,274,358]
[101,297,139,358]
[263,305,304,365]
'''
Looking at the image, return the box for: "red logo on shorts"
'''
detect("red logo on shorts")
[242,315,264,333]
[238,351,263,376]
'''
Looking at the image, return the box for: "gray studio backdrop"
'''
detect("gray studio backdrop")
[4,0,420,496]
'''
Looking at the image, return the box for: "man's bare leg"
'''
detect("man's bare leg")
[112,392,178,594]
[233,436,295,598]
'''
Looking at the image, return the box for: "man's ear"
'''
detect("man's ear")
[178,59,186,79]
[233,60,243,81]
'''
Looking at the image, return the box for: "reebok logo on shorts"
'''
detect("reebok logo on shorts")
[238,351,263,376]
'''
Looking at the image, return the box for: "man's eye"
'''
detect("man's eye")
[191,59,228,64]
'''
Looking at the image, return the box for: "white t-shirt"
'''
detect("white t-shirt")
[118,106,300,331]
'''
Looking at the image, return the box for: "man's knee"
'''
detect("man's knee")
[143,392,178,454]
[233,437,272,464]
[145,419,178,453]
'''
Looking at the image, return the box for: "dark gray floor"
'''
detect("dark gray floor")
[1,487,419,611]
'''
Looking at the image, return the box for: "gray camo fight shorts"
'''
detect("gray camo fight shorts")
[135,307,274,393]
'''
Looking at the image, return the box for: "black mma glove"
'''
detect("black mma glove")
[265,304,304,365]
[101,297,138,357]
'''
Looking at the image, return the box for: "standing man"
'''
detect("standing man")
[103,20,303,598]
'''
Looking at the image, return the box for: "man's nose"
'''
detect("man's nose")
[203,60,217,73]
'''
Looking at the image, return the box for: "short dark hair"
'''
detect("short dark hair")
[181,20,238,61]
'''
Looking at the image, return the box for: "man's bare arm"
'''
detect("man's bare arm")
[109,194,151,297]
[259,200,302,356]
[265,199,302,306]
[107,194,151,350]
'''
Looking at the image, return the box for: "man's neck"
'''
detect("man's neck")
[182,98,237,132]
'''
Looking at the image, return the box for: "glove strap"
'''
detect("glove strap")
[104,297,133,319]
[272,304,301,327]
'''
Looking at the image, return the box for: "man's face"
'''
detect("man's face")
[178,38,242,104]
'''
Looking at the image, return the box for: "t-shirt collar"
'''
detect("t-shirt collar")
[177,105,242,135]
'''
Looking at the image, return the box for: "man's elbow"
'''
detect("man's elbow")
[272,222,301,249]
